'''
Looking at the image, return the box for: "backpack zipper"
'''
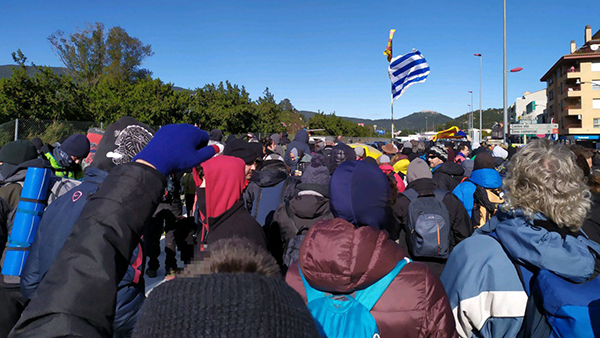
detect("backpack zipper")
[436,222,441,253]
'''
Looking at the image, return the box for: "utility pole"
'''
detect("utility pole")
[503,0,508,143]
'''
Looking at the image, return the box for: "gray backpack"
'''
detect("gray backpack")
[402,188,451,259]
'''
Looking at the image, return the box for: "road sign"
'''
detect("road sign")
[509,123,558,135]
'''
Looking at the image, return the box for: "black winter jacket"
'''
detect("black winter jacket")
[432,161,465,192]
[10,162,165,338]
[389,178,471,276]
[206,199,268,251]
[272,193,333,253]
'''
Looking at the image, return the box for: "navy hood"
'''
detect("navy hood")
[329,161,391,230]
[293,130,309,144]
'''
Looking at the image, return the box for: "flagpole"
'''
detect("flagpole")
[390,35,394,139]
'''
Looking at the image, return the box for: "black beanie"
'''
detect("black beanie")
[0,140,38,165]
[61,134,91,159]
[209,129,223,142]
[224,138,261,164]
[92,117,154,172]
[473,152,497,171]
[133,273,320,338]
[30,137,43,152]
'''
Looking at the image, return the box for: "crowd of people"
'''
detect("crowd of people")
[0,118,599,337]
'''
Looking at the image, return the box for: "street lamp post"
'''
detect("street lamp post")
[468,91,474,139]
[503,0,508,143]
[475,53,483,134]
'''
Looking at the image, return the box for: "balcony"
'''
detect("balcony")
[566,69,581,79]
[566,86,582,97]
[564,123,582,129]
[564,104,582,115]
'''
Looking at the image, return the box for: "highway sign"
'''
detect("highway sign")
[509,123,558,135]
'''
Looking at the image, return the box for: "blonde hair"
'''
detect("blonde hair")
[502,139,591,231]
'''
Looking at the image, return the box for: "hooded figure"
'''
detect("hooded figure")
[432,161,466,192]
[452,152,503,218]
[284,130,311,170]
[197,156,267,250]
[442,140,600,338]
[20,117,154,337]
[285,160,457,338]
[243,157,298,227]
[272,154,333,266]
[328,143,356,174]
[391,158,471,276]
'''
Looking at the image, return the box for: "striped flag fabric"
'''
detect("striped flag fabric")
[388,49,430,101]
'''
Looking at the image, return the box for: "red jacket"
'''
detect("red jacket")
[379,164,406,193]
[286,219,457,338]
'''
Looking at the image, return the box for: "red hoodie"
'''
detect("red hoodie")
[379,164,405,193]
[193,156,246,247]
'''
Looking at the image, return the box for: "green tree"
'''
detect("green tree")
[48,22,153,86]
[0,50,89,122]
[88,77,191,125]
[189,81,257,134]
[254,88,284,134]
[308,112,375,137]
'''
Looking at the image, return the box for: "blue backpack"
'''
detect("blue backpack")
[300,258,411,338]
[489,231,600,338]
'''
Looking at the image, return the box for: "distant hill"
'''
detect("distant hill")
[299,110,453,131]
[0,64,71,79]
[452,108,504,130]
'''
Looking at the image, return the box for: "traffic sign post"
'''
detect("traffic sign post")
[509,123,559,135]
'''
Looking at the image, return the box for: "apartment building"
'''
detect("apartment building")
[540,25,600,140]
[508,89,547,123]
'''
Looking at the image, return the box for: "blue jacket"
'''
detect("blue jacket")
[452,168,502,217]
[440,209,600,338]
[20,167,145,334]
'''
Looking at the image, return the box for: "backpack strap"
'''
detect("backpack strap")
[284,200,298,231]
[432,188,449,202]
[402,188,418,203]
[253,186,262,218]
[299,266,327,302]
[355,257,411,311]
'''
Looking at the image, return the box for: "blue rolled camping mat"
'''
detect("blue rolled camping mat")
[2,167,52,276]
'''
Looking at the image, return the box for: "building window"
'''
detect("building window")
[593,62,600,72]
[561,99,564,111]
[549,75,554,85]
[561,82,563,93]
[594,99,600,110]
[549,90,554,101]
[593,80,600,90]
[595,119,600,128]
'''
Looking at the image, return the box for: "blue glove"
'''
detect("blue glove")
[133,124,217,176]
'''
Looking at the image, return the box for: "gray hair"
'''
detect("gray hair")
[415,141,426,154]
[502,139,591,231]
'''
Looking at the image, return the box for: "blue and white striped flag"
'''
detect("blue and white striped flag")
[388,49,430,101]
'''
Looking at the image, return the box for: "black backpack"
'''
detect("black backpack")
[282,201,309,267]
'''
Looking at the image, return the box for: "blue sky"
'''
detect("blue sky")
[1,0,598,120]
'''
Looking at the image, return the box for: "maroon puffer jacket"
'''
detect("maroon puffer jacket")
[285,218,457,338]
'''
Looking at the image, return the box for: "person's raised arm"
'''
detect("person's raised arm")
[10,125,218,338]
